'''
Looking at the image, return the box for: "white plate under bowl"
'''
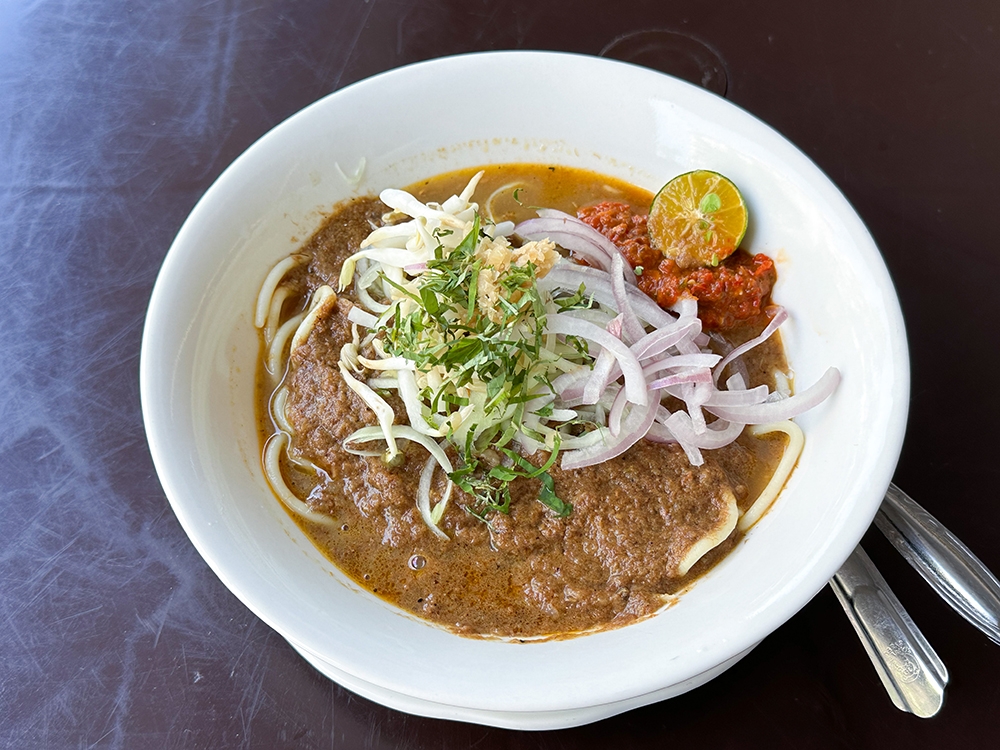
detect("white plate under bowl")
[287,635,757,729]
[140,51,908,726]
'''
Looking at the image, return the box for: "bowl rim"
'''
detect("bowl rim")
[140,49,910,713]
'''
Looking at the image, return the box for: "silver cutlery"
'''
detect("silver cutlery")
[875,482,1000,645]
[828,481,1000,718]
[830,545,948,718]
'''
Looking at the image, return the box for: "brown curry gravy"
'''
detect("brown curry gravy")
[258,164,788,638]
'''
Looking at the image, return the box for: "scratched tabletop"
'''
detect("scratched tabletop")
[3,1,999,748]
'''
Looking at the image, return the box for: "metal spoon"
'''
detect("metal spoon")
[875,482,1000,645]
[830,545,948,718]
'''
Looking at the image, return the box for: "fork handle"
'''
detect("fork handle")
[875,482,1000,645]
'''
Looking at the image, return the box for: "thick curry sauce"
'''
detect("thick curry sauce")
[259,164,789,638]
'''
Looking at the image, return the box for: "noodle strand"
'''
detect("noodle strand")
[739,420,805,532]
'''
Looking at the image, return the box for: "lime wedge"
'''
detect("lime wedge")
[648,170,748,269]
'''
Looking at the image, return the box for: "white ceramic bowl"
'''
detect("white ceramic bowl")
[140,51,908,730]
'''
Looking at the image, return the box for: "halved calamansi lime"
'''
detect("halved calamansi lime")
[648,170,748,269]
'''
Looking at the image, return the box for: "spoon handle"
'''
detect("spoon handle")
[830,545,947,717]
[875,482,1000,645]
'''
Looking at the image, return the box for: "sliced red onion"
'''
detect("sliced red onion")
[706,367,841,423]
[630,319,702,361]
[605,316,623,338]
[642,353,721,375]
[584,346,619,406]
[665,411,746,449]
[644,421,678,444]
[648,369,713,390]
[579,316,623,405]
[535,209,635,270]
[551,367,592,402]
[663,380,713,434]
[703,384,769,407]
[562,382,621,411]
[518,224,614,272]
[649,409,704,465]
[608,387,628,437]
[686,380,713,434]
[610,254,645,344]
[560,307,617,329]
[713,306,788,383]
[539,261,676,328]
[675,436,705,466]
[646,421,705,466]
[561,396,659,470]
[726,372,748,391]
[672,295,699,319]
[546,314,647,405]
[519,211,637,284]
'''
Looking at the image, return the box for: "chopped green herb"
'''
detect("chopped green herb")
[537,472,572,517]
[699,192,722,214]
[376,210,575,520]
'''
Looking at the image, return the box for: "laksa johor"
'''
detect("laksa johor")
[253,163,839,638]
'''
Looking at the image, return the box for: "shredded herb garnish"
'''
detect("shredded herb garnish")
[377,214,570,519]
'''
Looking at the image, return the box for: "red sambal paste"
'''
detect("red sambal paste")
[577,201,776,331]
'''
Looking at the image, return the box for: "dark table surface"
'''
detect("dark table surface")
[3,0,999,747]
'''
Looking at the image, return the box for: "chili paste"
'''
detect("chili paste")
[578,201,776,330]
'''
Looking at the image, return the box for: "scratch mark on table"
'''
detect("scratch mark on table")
[330,0,378,91]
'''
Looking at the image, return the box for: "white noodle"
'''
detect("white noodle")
[267,311,306,380]
[255,254,307,328]
[739,421,805,532]
[676,488,738,576]
[290,286,337,354]
[264,285,292,345]
[262,433,335,526]
[270,387,293,433]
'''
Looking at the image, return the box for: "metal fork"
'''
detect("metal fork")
[875,483,1000,645]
